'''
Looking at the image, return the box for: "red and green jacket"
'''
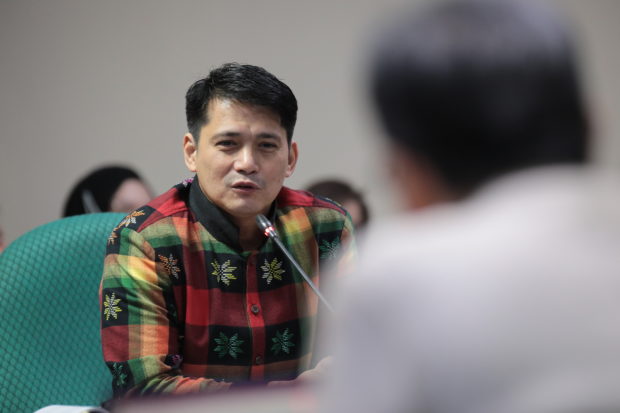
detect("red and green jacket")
[100,177,355,397]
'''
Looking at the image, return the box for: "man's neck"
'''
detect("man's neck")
[235,217,265,251]
[189,178,273,253]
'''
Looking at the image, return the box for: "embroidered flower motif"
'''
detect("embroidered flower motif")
[261,258,286,284]
[214,332,244,359]
[171,354,183,367]
[181,177,193,187]
[107,231,118,245]
[319,239,340,260]
[159,253,181,279]
[103,292,122,321]
[118,210,146,228]
[271,328,295,355]
[167,302,178,321]
[211,259,237,286]
[165,354,183,369]
[112,363,128,388]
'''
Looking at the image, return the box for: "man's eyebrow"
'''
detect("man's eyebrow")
[211,131,241,140]
[210,131,284,141]
[256,132,282,140]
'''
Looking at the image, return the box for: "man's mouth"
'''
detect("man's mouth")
[232,182,260,190]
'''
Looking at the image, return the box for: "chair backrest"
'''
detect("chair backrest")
[0,212,125,412]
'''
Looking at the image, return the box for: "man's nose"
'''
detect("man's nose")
[234,147,259,174]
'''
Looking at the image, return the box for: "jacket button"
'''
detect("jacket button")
[255,355,263,365]
[251,304,260,314]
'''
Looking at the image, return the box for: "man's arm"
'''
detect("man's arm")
[334,214,356,276]
[100,225,230,397]
[269,212,357,387]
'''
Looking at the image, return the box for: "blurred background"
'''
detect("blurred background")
[1,0,619,244]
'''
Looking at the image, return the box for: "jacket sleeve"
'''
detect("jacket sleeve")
[100,224,231,397]
[335,213,357,276]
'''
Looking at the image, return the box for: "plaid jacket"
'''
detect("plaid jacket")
[100,178,355,396]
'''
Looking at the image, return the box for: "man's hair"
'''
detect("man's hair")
[371,0,588,194]
[185,63,298,143]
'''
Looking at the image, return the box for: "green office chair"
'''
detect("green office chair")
[0,212,125,412]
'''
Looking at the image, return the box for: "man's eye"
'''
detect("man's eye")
[260,142,278,149]
[216,140,236,147]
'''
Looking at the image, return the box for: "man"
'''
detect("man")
[101,63,354,397]
[326,1,620,412]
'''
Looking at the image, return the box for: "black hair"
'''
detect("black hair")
[63,166,144,217]
[185,63,298,143]
[371,0,588,194]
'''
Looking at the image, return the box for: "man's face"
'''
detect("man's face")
[184,98,297,223]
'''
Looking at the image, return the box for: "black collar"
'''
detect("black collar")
[188,177,276,253]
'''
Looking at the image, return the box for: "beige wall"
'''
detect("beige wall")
[1,0,619,244]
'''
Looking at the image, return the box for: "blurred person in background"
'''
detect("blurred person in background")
[63,165,153,217]
[305,179,370,231]
[326,0,620,412]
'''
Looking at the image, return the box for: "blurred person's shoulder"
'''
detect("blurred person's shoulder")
[354,165,620,287]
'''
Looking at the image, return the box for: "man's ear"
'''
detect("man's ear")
[285,141,299,178]
[183,133,198,172]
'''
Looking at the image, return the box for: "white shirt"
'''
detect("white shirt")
[325,166,620,413]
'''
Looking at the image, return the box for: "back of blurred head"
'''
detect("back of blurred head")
[371,0,588,208]
[63,166,153,217]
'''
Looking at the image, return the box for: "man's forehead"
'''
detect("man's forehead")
[207,98,280,119]
[204,98,286,137]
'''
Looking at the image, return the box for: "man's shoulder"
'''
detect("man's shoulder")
[277,186,348,217]
[276,187,352,241]
[114,179,193,234]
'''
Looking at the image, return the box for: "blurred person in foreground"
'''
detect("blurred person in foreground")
[100,63,355,400]
[305,179,370,231]
[325,0,620,412]
[63,165,153,217]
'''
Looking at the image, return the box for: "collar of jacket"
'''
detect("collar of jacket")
[188,176,276,253]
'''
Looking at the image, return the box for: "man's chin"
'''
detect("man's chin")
[224,203,270,221]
